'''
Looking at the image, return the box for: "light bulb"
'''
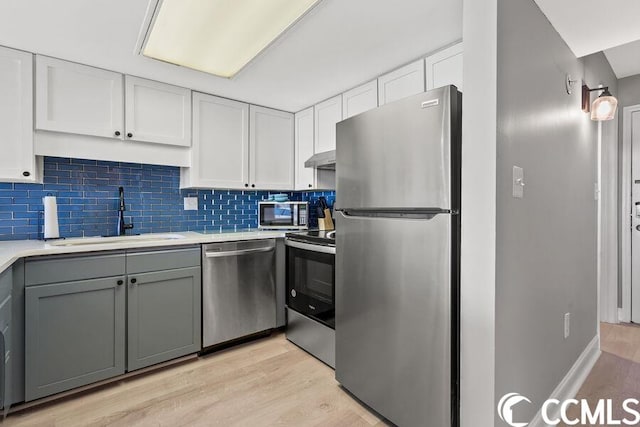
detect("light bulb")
[591,94,618,121]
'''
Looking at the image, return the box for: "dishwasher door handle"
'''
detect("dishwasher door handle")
[204,246,274,258]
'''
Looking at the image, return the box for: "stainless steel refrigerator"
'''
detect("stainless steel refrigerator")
[334,86,461,427]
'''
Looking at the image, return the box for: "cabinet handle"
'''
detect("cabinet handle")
[117,279,124,286]
[114,131,121,137]
[127,132,133,138]
[244,183,249,188]
[251,184,255,188]
[308,184,312,188]
[130,278,137,284]
[22,171,31,177]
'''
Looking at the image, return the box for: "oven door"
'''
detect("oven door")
[285,239,335,328]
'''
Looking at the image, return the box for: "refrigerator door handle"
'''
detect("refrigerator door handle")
[337,208,451,219]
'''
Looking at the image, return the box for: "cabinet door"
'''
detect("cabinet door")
[125,76,191,147]
[0,46,35,183]
[314,95,342,153]
[425,43,463,92]
[35,56,124,139]
[127,267,201,371]
[183,93,249,189]
[249,105,294,190]
[25,277,126,401]
[377,59,425,105]
[0,268,11,412]
[0,295,11,413]
[342,80,378,119]
[294,107,316,190]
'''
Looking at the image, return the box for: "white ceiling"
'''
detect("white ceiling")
[0,0,462,112]
[533,0,640,78]
[604,40,640,79]
[534,0,640,58]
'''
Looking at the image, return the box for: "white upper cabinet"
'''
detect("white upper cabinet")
[181,93,249,189]
[342,80,378,119]
[377,59,425,105]
[35,56,124,139]
[0,46,38,182]
[250,105,294,190]
[314,95,342,153]
[425,42,463,92]
[125,76,191,147]
[294,107,316,190]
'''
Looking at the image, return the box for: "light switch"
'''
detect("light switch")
[184,197,198,211]
[512,166,524,199]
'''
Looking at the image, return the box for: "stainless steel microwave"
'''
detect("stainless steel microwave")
[258,201,308,230]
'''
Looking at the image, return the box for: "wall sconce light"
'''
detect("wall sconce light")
[582,85,618,121]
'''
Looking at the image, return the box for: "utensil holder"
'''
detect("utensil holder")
[318,209,334,231]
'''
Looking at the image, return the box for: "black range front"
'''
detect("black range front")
[285,233,335,329]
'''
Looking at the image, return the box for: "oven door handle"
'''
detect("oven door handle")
[204,247,274,258]
[285,239,336,255]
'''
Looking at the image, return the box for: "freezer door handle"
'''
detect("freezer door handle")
[204,247,274,258]
[338,208,451,219]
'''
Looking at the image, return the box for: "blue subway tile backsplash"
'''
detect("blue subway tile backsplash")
[0,157,335,241]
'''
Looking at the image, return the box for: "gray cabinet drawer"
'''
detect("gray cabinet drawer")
[0,295,11,331]
[0,269,11,307]
[0,294,10,369]
[1,324,9,413]
[25,253,125,286]
[126,246,200,274]
[2,324,10,363]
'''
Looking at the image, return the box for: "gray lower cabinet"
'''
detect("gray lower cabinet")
[127,267,201,371]
[0,267,12,412]
[25,276,126,401]
[24,247,201,402]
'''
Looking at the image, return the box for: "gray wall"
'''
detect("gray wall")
[495,0,615,422]
[617,75,640,110]
[460,0,498,423]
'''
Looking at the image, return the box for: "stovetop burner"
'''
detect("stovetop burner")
[285,229,335,246]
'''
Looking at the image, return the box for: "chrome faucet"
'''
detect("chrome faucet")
[117,187,134,236]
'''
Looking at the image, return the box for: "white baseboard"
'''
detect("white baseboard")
[528,335,601,427]
[618,308,625,323]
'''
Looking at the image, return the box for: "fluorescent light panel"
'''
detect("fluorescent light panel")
[143,0,320,78]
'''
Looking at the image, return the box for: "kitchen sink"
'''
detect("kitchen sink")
[48,233,186,247]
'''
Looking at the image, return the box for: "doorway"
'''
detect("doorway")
[621,105,640,323]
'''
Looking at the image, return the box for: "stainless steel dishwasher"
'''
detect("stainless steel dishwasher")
[202,239,276,347]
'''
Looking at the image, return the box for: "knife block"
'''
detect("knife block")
[318,208,334,231]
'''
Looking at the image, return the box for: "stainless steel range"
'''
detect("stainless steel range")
[284,230,335,367]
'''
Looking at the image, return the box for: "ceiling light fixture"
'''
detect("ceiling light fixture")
[582,84,618,121]
[141,0,322,79]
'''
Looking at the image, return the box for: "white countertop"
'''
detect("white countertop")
[0,230,288,274]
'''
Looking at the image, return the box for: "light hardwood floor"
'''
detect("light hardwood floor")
[561,322,640,427]
[8,324,637,426]
[599,322,640,364]
[5,333,386,427]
